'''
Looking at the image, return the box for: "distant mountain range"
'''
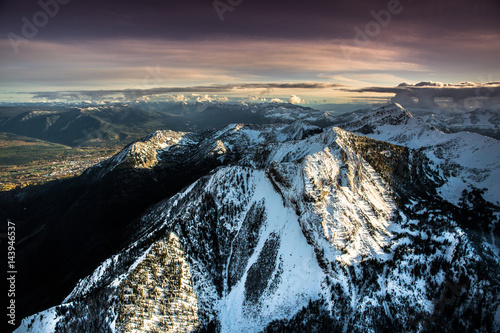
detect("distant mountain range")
[0,102,328,148]
[330,106,500,140]
[1,102,498,151]
[1,103,499,332]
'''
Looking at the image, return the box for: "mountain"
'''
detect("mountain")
[329,104,500,140]
[342,103,500,206]
[1,102,498,149]
[5,104,500,332]
[0,105,165,147]
[409,107,500,140]
[0,103,329,148]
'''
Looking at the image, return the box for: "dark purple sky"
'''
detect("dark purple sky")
[1,0,499,103]
[2,0,499,40]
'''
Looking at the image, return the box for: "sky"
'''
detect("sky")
[0,0,499,106]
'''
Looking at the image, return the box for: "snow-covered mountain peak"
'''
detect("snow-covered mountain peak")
[407,107,500,140]
[97,130,191,172]
[14,103,500,333]
[337,105,500,206]
[375,102,407,113]
[339,103,417,136]
[280,119,321,140]
[363,102,413,124]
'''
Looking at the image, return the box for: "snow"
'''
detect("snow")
[218,170,324,333]
[14,103,500,332]
[495,304,500,331]
[15,306,61,333]
[301,140,396,265]
[240,128,266,144]
[346,104,500,206]
[64,255,114,302]
[100,129,191,172]
[409,107,500,133]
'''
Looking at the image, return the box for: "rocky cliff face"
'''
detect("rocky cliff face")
[14,104,500,333]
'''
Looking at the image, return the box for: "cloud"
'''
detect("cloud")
[414,81,443,87]
[4,35,499,101]
[173,94,187,102]
[28,82,343,101]
[1,0,499,43]
[288,95,304,104]
[1,0,500,104]
[346,82,500,109]
[270,98,284,103]
[193,94,228,103]
[0,38,428,92]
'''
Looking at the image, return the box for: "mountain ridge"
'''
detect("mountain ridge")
[7,103,499,332]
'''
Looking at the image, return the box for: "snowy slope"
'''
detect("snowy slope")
[343,103,500,206]
[409,107,500,140]
[329,105,500,140]
[14,107,500,333]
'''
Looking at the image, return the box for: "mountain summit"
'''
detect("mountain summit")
[11,104,500,333]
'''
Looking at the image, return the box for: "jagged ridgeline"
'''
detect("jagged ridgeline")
[12,104,500,332]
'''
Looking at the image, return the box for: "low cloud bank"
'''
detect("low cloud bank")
[348,82,500,109]
[28,83,342,102]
